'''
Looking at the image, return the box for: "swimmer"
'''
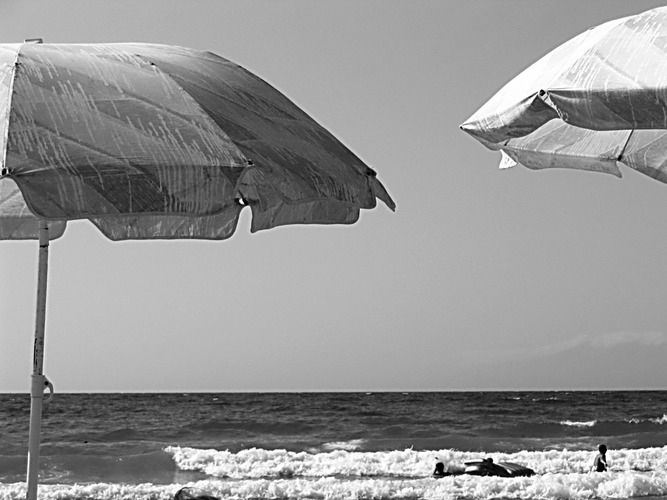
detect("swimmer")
[593,444,608,472]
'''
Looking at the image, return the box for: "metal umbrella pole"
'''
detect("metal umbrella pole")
[26,219,54,500]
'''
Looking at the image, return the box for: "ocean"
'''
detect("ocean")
[1,391,667,500]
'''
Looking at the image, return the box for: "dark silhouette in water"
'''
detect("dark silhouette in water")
[174,488,219,500]
[465,457,535,477]
[433,457,535,478]
[593,444,608,472]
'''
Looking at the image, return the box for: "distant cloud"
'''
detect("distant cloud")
[447,330,667,390]
[589,331,667,348]
[532,336,587,356]
[530,331,667,357]
[462,331,667,366]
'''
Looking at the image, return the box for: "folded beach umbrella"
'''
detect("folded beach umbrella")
[460,6,667,184]
[0,41,394,500]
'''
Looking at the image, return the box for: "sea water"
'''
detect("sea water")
[1,391,667,500]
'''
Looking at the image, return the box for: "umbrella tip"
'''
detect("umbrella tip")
[24,38,43,44]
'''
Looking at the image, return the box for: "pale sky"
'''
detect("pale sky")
[1,0,667,393]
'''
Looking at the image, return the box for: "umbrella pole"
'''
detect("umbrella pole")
[26,219,53,500]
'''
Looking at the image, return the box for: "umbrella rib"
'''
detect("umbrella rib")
[616,128,634,161]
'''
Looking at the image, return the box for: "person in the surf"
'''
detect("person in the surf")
[593,444,608,472]
[433,460,446,476]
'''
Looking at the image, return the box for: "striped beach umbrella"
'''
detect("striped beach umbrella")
[0,40,394,500]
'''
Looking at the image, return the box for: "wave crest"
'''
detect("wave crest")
[560,420,596,427]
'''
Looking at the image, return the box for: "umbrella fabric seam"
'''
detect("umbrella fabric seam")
[502,142,620,161]
[16,194,245,221]
[129,51,248,163]
[164,70,299,127]
[9,121,242,174]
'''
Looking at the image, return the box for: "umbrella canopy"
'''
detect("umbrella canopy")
[0,42,394,241]
[460,6,667,184]
[0,41,394,500]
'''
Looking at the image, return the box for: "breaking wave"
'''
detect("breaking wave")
[4,446,667,500]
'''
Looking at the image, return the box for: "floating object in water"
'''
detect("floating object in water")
[433,457,535,478]
[463,458,535,477]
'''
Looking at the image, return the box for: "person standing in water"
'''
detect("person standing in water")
[593,444,608,472]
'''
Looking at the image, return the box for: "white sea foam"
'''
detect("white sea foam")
[321,439,366,451]
[4,471,667,500]
[651,414,667,425]
[4,447,667,500]
[628,414,667,425]
[166,446,431,479]
[165,445,667,478]
[561,420,597,427]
